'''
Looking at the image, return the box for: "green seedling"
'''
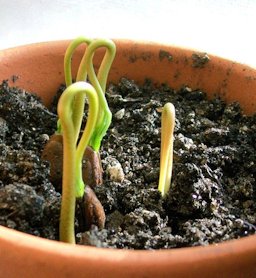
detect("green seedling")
[56,37,115,244]
[61,36,92,141]
[62,36,116,150]
[58,81,98,243]
[83,39,116,151]
[158,103,176,197]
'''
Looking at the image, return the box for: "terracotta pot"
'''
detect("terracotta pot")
[0,40,255,277]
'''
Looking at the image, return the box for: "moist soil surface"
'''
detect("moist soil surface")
[0,78,255,249]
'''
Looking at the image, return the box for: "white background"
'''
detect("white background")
[0,0,255,67]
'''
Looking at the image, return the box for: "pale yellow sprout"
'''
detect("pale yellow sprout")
[158,103,175,197]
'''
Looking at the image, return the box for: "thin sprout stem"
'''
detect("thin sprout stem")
[76,38,116,92]
[158,103,175,197]
[64,36,92,143]
[64,36,92,86]
[75,84,99,197]
[58,81,98,243]
[95,39,116,93]
[84,39,116,151]
[63,37,116,151]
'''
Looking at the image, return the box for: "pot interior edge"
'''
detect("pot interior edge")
[0,39,255,115]
[1,224,256,257]
[0,224,256,278]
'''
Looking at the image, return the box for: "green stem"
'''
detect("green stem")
[64,36,92,86]
[94,39,116,93]
[58,81,98,243]
[64,36,92,142]
[158,103,175,197]
[84,39,116,151]
[63,37,116,151]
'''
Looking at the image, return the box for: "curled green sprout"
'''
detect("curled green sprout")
[58,81,99,243]
[62,36,116,150]
[63,37,92,141]
[83,39,116,151]
[158,103,176,197]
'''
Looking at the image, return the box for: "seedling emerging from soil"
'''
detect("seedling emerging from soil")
[158,103,176,197]
[58,81,98,243]
[63,36,116,151]
[54,37,116,243]
[41,37,116,243]
[48,37,115,189]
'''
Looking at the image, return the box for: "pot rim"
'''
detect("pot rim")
[1,225,256,263]
[1,223,256,277]
[1,39,256,114]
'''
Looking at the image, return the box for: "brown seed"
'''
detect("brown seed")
[83,185,106,230]
[41,134,63,191]
[82,146,103,188]
[41,134,103,191]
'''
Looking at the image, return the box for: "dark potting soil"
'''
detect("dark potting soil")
[0,78,255,249]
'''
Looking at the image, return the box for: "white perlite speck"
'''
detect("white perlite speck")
[106,159,125,182]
